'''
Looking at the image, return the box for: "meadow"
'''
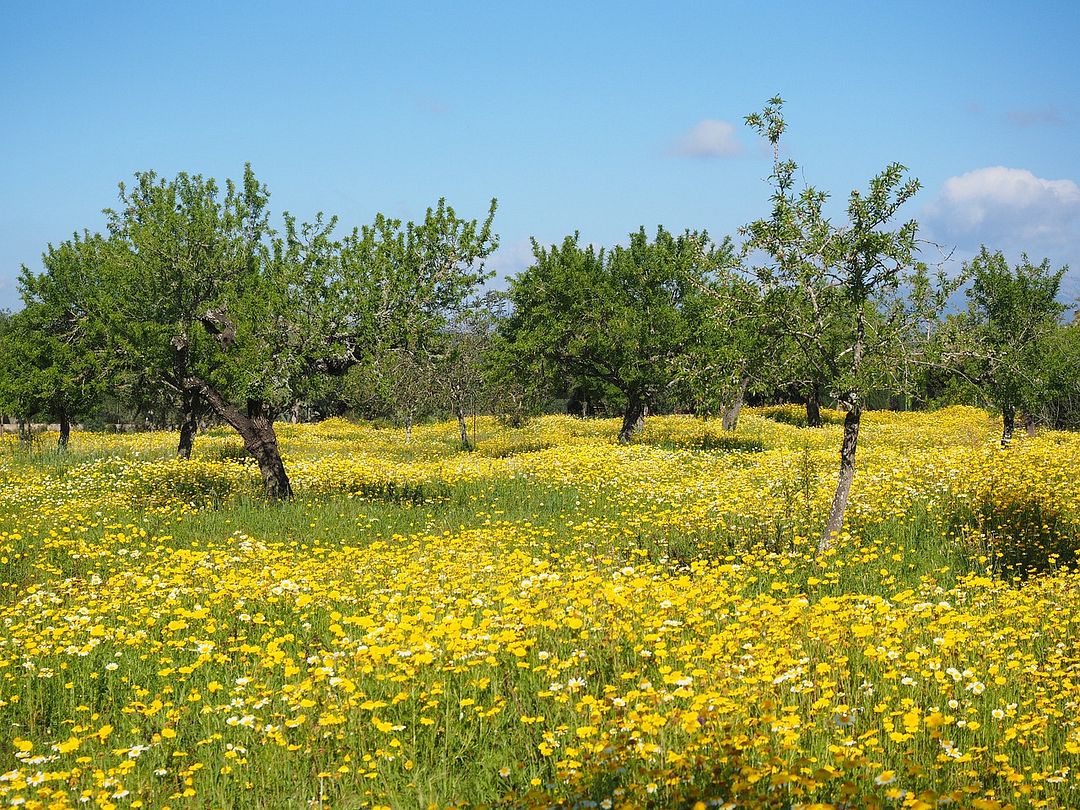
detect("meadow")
[1,407,1079,809]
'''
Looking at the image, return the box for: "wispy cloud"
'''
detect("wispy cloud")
[1005,106,1066,128]
[673,119,743,158]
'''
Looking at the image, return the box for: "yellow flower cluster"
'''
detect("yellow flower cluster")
[0,408,1077,808]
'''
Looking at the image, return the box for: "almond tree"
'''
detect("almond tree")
[503,227,728,443]
[27,166,496,499]
[742,97,950,549]
[3,235,113,449]
[959,247,1066,445]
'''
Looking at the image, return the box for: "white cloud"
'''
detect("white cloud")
[923,167,1080,304]
[673,119,743,158]
[924,166,1080,247]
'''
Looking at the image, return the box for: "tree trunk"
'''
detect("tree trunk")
[1023,411,1036,438]
[618,397,647,443]
[821,401,862,550]
[184,377,293,500]
[806,383,823,428]
[177,390,198,459]
[721,374,750,431]
[1001,405,1016,448]
[248,408,293,500]
[404,414,414,443]
[17,417,30,448]
[57,405,70,451]
[456,405,471,450]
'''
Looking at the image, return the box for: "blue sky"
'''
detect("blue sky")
[3,1,1079,310]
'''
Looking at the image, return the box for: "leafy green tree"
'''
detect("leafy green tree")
[1041,315,1080,429]
[504,227,728,442]
[70,166,496,498]
[743,97,950,549]
[959,247,1066,445]
[92,166,304,493]
[0,311,39,443]
[486,297,552,427]
[331,199,498,374]
[2,235,113,449]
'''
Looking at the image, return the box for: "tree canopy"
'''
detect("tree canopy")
[502,227,730,441]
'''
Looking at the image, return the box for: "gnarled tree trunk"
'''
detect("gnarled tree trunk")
[1001,405,1016,448]
[185,377,293,499]
[57,405,71,451]
[721,374,750,431]
[1023,411,1036,438]
[177,389,198,459]
[821,400,862,550]
[806,383,823,428]
[618,396,647,443]
[17,417,31,448]
[456,405,471,450]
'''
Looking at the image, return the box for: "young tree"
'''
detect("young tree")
[679,269,778,430]
[504,227,728,442]
[342,349,437,440]
[437,308,497,450]
[959,247,1066,445]
[329,199,499,433]
[742,97,947,549]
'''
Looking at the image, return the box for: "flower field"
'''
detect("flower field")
[2,407,1080,809]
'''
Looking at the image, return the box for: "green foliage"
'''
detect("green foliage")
[957,247,1066,424]
[98,165,279,405]
[1,236,114,435]
[502,226,730,434]
[741,97,947,412]
[1041,319,1080,428]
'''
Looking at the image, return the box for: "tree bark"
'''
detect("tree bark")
[1023,411,1036,438]
[404,414,414,443]
[618,397,647,443]
[17,417,30,448]
[821,401,862,550]
[456,405,471,450]
[57,405,70,451]
[1001,405,1016,448]
[177,389,198,459]
[184,377,293,499]
[721,374,750,431]
[806,383,823,428]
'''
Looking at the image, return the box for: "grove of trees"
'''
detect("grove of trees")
[1,98,1076,542]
